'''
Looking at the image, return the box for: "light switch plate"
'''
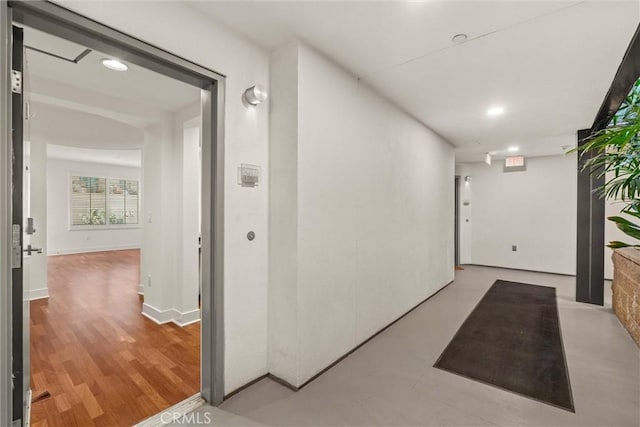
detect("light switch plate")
[238,164,261,187]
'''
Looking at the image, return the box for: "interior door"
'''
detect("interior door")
[22,139,46,302]
[11,24,28,426]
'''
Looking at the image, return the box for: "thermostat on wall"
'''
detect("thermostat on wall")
[238,164,261,187]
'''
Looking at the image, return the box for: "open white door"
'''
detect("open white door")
[22,63,48,305]
[10,24,28,426]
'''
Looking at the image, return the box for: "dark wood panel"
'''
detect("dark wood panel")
[576,23,640,305]
[591,23,640,131]
[576,129,604,305]
[30,250,200,426]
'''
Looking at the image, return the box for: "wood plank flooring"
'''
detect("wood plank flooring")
[30,249,200,427]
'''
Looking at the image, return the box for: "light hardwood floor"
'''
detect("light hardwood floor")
[30,249,200,427]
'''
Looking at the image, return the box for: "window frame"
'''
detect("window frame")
[68,172,141,231]
[106,177,140,227]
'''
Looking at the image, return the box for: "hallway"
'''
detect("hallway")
[30,250,200,426]
[2,2,640,426]
[180,267,639,426]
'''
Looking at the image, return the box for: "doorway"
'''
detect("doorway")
[1,2,225,425]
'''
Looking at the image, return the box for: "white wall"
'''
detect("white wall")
[56,1,270,393]
[268,42,299,383]
[46,157,141,255]
[179,125,201,316]
[460,155,640,280]
[465,154,577,275]
[270,42,455,387]
[140,107,201,327]
[140,117,178,321]
[29,102,144,150]
[604,179,640,280]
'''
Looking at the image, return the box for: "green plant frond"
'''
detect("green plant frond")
[608,215,640,226]
[607,241,634,249]
[587,126,640,148]
[621,203,640,219]
[608,215,640,240]
[604,176,640,200]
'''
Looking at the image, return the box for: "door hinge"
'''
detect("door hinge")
[11,70,22,94]
[11,224,21,269]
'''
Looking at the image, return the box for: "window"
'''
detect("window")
[71,175,139,228]
[108,179,139,225]
[71,176,107,226]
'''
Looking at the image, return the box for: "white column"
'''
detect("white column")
[141,117,179,323]
[178,125,201,325]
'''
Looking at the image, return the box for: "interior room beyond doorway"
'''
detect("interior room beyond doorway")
[30,250,200,426]
[21,23,204,426]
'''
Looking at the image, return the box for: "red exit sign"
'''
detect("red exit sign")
[505,156,525,168]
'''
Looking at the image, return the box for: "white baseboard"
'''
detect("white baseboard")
[47,245,140,256]
[142,303,200,327]
[174,309,200,327]
[28,288,49,301]
[142,303,174,324]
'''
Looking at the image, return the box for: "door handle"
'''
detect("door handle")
[23,244,43,255]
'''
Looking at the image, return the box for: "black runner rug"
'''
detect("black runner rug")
[434,280,574,412]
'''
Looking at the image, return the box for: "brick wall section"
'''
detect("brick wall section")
[612,248,640,347]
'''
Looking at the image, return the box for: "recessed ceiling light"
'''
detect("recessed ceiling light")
[101,58,128,71]
[452,34,468,44]
[507,146,519,152]
[487,106,505,116]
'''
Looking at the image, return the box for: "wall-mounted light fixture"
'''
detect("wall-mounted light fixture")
[464,176,472,183]
[243,84,268,106]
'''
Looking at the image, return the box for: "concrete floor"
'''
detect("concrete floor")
[173,266,640,426]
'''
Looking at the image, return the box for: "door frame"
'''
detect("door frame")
[454,176,460,266]
[1,4,15,425]
[10,24,25,425]
[0,1,226,424]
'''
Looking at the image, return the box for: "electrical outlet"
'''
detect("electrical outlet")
[512,245,517,252]
[147,274,152,287]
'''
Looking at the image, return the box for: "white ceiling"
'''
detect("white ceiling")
[22,25,200,166]
[28,102,144,150]
[47,144,141,168]
[24,25,201,114]
[192,0,640,162]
